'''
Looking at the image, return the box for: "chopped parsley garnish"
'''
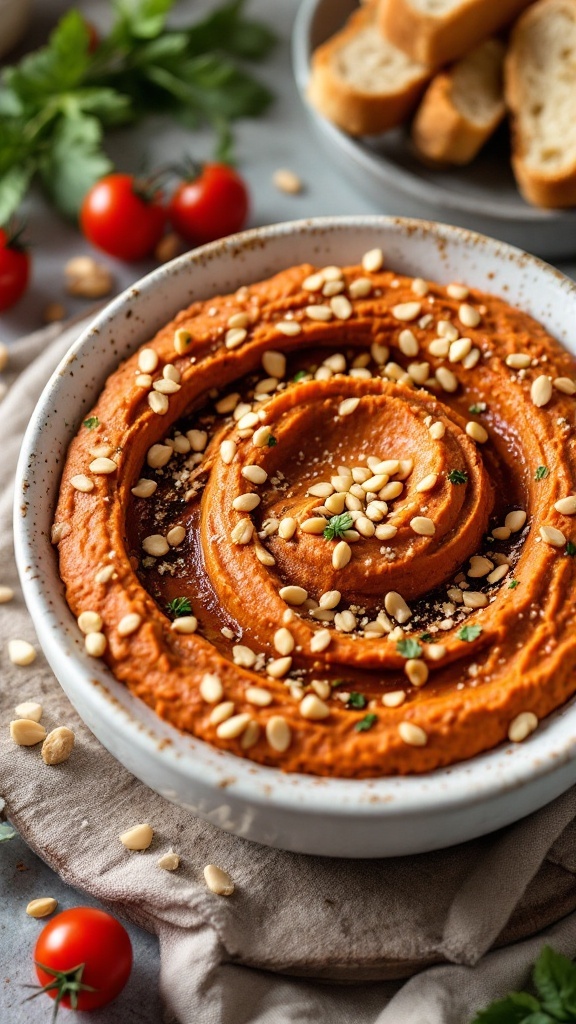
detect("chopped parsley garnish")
[267,435,278,447]
[83,416,99,430]
[396,638,422,659]
[323,512,353,541]
[535,466,550,481]
[166,597,192,618]
[468,403,486,415]
[566,541,576,557]
[508,579,520,589]
[448,469,468,485]
[331,678,349,688]
[348,692,367,709]
[419,632,433,643]
[458,624,482,642]
[293,369,308,382]
[354,713,377,733]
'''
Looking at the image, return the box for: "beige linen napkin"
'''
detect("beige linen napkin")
[3,317,576,1024]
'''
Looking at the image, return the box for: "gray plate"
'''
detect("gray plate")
[292,0,576,260]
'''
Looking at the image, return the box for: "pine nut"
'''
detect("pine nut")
[173,328,191,355]
[334,610,357,632]
[449,337,472,362]
[375,523,398,540]
[85,632,107,657]
[210,701,235,725]
[0,585,14,603]
[267,656,292,678]
[14,701,42,722]
[279,585,308,605]
[230,519,254,545]
[555,496,576,515]
[232,493,260,512]
[301,517,328,535]
[266,715,291,751]
[355,516,375,538]
[398,329,419,356]
[245,686,272,707]
[466,421,488,444]
[505,510,527,532]
[338,397,359,417]
[241,465,267,486]
[382,691,406,707]
[276,320,302,336]
[426,644,446,661]
[204,864,234,895]
[217,713,251,739]
[436,367,458,393]
[319,590,341,609]
[8,640,36,666]
[278,517,297,539]
[233,645,256,668]
[410,516,435,536]
[220,440,237,464]
[147,443,172,469]
[227,312,249,330]
[463,591,488,608]
[70,474,94,493]
[385,591,411,623]
[531,375,553,408]
[171,616,198,634]
[392,302,421,322]
[349,277,372,298]
[459,303,480,328]
[26,897,58,918]
[118,613,142,637]
[429,338,450,357]
[240,720,260,749]
[310,629,331,653]
[416,473,438,493]
[398,721,428,746]
[331,295,352,320]
[153,378,180,395]
[380,481,403,500]
[447,283,469,300]
[200,673,223,703]
[429,421,445,439]
[487,564,509,584]
[119,824,154,850]
[148,392,169,415]
[306,304,332,321]
[89,457,117,475]
[468,556,493,577]
[187,429,208,451]
[262,350,286,378]
[77,610,102,634]
[167,526,186,547]
[554,377,576,395]
[362,248,383,273]
[274,627,294,655]
[506,353,531,369]
[437,320,459,340]
[10,719,46,745]
[41,726,75,765]
[300,694,330,720]
[508,712,538,743]
[404,660,429,687]
[132,478,157,498]
[332,541,352,569]
[157,851,180,871]
[540,525,566,547]
[143,534,169,557]
[225,327,247,349]
[273,168,302,193]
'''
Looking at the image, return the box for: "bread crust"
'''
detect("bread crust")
[308,3,430,136]
[378,0,533,68]
[412,40,505,165]
[505,0,576,208]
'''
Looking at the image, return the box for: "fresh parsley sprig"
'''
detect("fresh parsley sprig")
[323,512,353,541]
[166,596,192,617]
[0,0,275,222]
[473,946,576,1023]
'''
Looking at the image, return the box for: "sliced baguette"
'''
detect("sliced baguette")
[412,38,506,165]
[505,0,576,208]
[308,1,431,137]
[378,0,534,69]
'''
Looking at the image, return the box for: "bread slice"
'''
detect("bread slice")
[412,38,506,165]
[378,0,534,69]
[308,1,431,137]
[505,0,576,208]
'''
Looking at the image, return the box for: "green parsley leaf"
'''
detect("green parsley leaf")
[323,512,353,541]
[331,678,349,688]
[348,692,367,709]
[112,0,175,41]
[533,946,576,1019]
[535,466,550,481]
[166,596,192,617]
[469,403,486,415]
[566,541,576,557]
[419,632,433,643]
[458,624,482,642]
[39,113,113,219]
[354,713,377,733]
[448,469,468,485]
[267,435,277,447]
[293,369,308,382]
[472,991,552,1024]
[396,638,422,659]
[508,579,520,589]
[83,416,99,430]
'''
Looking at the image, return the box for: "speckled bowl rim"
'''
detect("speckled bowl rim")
[13,215,576,822]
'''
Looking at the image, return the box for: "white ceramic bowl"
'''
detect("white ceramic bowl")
[14,216,576,858]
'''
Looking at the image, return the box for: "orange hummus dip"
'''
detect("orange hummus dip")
[53,251,576,776]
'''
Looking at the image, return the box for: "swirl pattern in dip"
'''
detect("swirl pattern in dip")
[54,251,576,776]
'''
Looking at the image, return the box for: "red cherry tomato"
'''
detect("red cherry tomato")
[80,174,166,261]
[33,907,132,1015]
[0,227,30,312]
[168,163,249,245]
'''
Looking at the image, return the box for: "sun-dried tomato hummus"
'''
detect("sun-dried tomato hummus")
[53,250,576,776]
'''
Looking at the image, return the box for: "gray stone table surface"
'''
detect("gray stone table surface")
[1,0,576,1022]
